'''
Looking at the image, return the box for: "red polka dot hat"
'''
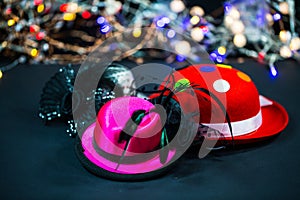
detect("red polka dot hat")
[155,64,289,144]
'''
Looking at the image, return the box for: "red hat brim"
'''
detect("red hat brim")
[212,98,289,144]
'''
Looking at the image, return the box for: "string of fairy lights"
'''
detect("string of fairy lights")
[0,0,299,80]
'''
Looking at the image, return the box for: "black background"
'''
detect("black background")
[1,0,300,199]
[1,58,300,199]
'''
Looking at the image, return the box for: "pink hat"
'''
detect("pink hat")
[75,96,177,180]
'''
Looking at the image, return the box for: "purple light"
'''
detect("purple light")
[176,55,185,62]
[273,13,281,21]
[110,43,118,50]
[166,29,176,38]
[200,25,209,34]
[100,24,111,34]
[97,16,106,25]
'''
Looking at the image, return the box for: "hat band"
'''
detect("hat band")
[92,138,159,164]
[203,110,262,137]
[202,95,273,137]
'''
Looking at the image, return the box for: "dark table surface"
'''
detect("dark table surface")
[0,58,300,199]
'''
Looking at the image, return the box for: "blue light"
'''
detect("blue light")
[161,17,170,24]
[182,17,190,30]
[100,24,111,34]
[155,16,170,28]
[210,52,217,60]
[97,16,106,25]
[256,16,265,27]
[166,29,176,38]
[216,56,223,63]
[200,66,216,72]
[270,65,278,77]
[176,55,185,62]
[273,13,281,21]
[224,3,232,13]
[156,19,165,28]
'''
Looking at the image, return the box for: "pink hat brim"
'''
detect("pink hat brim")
[80,123,176,174]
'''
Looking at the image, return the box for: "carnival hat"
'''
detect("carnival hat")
[154,64,289,144]
[75,96,177,180]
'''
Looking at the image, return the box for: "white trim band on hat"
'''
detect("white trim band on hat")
[202,95,273,137]
[203,110,263,137]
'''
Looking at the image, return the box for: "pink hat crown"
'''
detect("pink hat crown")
[94,96,163,156]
